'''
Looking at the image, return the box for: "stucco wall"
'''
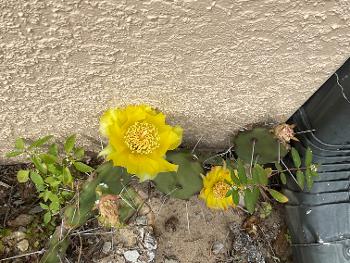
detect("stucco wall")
[1,0,350,162]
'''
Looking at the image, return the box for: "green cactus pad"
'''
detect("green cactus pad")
[233,128,288,164]
[153,151,203,200]
[64,162,131,228]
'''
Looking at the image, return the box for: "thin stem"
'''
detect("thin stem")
[269,167,309,177]
[295,129,316,134]
[280,159,302,190]
[0,249,46,262]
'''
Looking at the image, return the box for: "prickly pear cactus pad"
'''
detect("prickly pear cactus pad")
[233,128,288,164]
[63,162,131,228]
[153,151,203,200]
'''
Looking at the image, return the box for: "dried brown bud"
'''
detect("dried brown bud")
[272,123,299,145]
[98,194,120,227]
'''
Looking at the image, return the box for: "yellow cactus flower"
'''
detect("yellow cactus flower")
[199,166,235,210]
[99,105,183,181]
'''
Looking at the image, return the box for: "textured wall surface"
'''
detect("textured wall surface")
[1,0,350,162]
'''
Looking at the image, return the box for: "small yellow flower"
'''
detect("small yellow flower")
[99,105,183,181]
[199,166,235,210]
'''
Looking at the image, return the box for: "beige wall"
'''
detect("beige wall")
[1,0,350,162]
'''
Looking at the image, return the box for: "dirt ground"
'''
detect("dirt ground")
[0,164,292,263]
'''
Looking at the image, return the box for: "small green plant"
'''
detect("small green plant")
[275,147,318,190]
[225,123,319,214]
[6,135,94,225]
[224,159,288,214]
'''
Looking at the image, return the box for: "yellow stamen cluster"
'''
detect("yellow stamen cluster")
[124,122,160,154]
[212,181,230,199]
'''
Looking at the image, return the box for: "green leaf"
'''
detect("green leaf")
[253,164,268,186]
[42,190,52,202]
[62,167,73,185]
[47,164,60,175]
[17,170,29,183]
[296,170,305,190]
[73,147,85,160]
[61,191,73,198]
[43,211,51,224]
[49,201,60,212]
[39,202,49,210]
[305,168,313,191]
[244,187,260,214]
[224,179,232,186]
[39,154,57,164]
[73,162,94,173]
[305,147,313,167]
[48,144,59,157]
[280,172,287,185]
[268,189,288,203]
[29,135,53,149]
[225,189,233,197]
[48,192,60,203]
[230,171,240,186]
[291,148,301,168]
[15,138,25,150]
[311,169,319,178]
[64,134,76,154]
[274,162,283,172]
[5,151,22,158]
[237,159,247,184]
[232,190,240,206]
[30,171,44,187]
[45,177,60,188]
[31,156,47,174]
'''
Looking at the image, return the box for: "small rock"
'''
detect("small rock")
[242,215,260,237]
[143,231,157,250]
[123,250,140,262]
[10,231,26,241]
[98,255,125,263]
[211,241,224,255]
[164,255,179,263]
[135,216,147,226]
[18,226,27,232]
[8,214,33,227]
[13,200,25,206]
[17,239,29,252]
[117,228,138,247]
[102,241,112,254]
[29,206,44,214]
[164,216,179,232]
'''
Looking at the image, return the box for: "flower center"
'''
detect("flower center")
[124,122,160,154]
[212,181,231,199]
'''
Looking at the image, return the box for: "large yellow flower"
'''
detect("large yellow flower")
[99,105,183,181]
[199,166,235,210]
